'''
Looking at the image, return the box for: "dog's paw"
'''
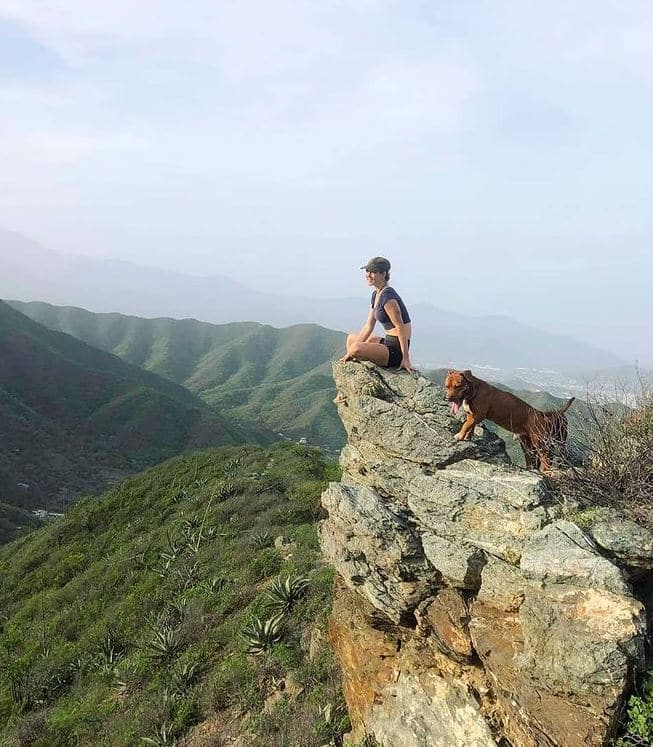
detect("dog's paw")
[453,431,465,441]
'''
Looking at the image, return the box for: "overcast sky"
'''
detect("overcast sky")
[1,1,651,363]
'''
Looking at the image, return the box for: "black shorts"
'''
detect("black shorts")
[381,335,409,368]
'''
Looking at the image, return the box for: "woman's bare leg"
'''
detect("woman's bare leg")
[347,339,390,366]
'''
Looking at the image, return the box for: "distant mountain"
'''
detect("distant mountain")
[9,300,347,451]
[0,301,258,510]
[0,228,623,371]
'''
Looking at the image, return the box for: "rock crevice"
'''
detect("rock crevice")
[320,362,650,747]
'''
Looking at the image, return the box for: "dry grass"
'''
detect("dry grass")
[554,385,653,530]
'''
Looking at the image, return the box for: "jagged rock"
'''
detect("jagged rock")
[583,510,653,576]
[475,557,525,611]
[331,583,497,747]
[321,362,648,747]
[520,519,631,595]
[332,361,508,468]
[415,590,475,664]
[320,481,438,622]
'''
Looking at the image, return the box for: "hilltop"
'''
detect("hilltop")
[0,301,260,513]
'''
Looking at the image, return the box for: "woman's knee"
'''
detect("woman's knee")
[349,340,364,357]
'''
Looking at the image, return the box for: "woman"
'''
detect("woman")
[341,256,414,372]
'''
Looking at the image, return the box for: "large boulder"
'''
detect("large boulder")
[321,362,649,747]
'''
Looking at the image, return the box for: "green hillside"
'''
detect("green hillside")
[10,301,347,451]
[0,301,258,511]
[0,443,345,747]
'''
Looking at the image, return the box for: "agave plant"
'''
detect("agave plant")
[251,530,272,550]
[112,659,138,695]
[181,514,202,532]
[143,624,183,661]
[215,480,240,500]
[316,700,349,746]
[154,531,184,576]
[170,488,188,504]
[169,661,200,694]
[225,455,245,475]
[172,560,200,590]
[242,613,285,655]
[183,530,204,556]
[198,576,229,596]
[97,633,124,676]
[167,596,188,620]
[140,722,176,745]
[266,575,310,614]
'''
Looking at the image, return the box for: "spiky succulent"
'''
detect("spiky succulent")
[251,530,272,550]
[215,480,240,500]
[143,624,183,661]
[266,575,310,614]
[140,722,175,745]
[97,633,124,676]
[198,576,229,595]
[242,613,284,655]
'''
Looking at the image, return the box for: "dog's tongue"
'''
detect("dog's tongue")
[451,402,460,415]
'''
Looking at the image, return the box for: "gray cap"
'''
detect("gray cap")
[360,256,391,273]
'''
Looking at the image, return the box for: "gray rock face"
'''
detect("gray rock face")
[320,482,438,622]
[583,509,653,576]
[321,361,649,747]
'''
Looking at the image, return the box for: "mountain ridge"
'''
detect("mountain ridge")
[0,228,623,370]
[8,300,347,451]
[0,300,262,512]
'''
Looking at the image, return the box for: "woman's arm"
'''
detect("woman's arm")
[357,307,376,343]
[340,308,376,362]
[384,300,414,372]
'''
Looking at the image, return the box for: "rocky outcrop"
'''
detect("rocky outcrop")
[320,362,650,747]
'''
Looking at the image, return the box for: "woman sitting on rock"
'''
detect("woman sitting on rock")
[341,256,414,373]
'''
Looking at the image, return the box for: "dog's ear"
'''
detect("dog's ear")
[461,369,474,382]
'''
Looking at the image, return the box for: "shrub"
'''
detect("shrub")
[554,391,653,529]
[617,668,653,745]
[248,548,282,582]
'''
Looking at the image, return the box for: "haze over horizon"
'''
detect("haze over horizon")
[1,1,651,363]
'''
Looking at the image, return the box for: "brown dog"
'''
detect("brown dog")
[444,369,575,471]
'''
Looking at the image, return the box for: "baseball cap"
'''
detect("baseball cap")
[360,256,391,273]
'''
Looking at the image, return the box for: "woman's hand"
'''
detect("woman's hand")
[340,351,355,363]
[400,356,415,374]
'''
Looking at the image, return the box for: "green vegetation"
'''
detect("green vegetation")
[10,300,347,451]
[0,443,346,746]
[617,668,653,746]
[0,301,259,513]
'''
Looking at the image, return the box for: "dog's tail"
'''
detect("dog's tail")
[557,397,575,414]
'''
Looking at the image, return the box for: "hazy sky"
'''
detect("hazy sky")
[1,1,651,362]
